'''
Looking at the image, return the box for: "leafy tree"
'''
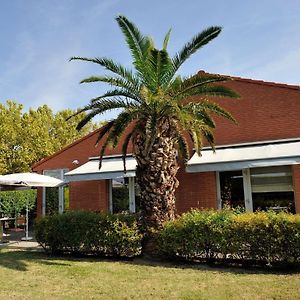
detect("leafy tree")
[70,16,239,234]
[0,101,97,174]
[0,189,37,218]
[0,101,24,174]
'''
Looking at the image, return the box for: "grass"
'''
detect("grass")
[0,249,300,299]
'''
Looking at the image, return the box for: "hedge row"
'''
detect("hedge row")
[157,210,300,266]
[35,211,142,257]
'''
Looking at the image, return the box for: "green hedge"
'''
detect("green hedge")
[158,210,300,266]
[35,211,143,257]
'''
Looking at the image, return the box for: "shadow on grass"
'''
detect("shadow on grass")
[0,250,71,272]
[1,249,300,275]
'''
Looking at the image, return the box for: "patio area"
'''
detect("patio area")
[0,229,40,251]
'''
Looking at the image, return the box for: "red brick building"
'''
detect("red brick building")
[32,74,300,216]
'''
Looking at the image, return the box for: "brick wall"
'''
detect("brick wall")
[69,180,108,212]
[176,168,217,213]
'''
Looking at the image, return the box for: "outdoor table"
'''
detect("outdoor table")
[0,217,15,241]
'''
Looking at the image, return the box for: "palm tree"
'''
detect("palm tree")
[70,15,239,234]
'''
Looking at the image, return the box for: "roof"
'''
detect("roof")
[32,128,101,169]
[197,70,300,91]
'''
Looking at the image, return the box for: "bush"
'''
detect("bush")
[158,209,300,266]
[35,211,143,257]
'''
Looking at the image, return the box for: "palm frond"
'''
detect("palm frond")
[80,76,141,100]
[89,89,142,104]
[71,57,139,86]
[194,109,216,128]
[95,120,115,146]
[121,123,140,173]
[143,115,158,156]
[176,134,190,164]
[172,26,221,75]
[121,131,134,173]
[193,101,237,124]
[109,110,139,148]
[98,136,111,169]
[163,29,172,50]
[76,109,103,130]
[75,99,136,130]
[97,118,130,169]
[116,15,152,68]
[201,126,215,150]
[170,74,230,97]
[97,110,138,168]
[191,129,203,156]
[194,85,240,98]
[146,48,173,90]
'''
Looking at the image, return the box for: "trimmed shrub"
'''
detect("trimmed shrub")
[228,212,300,265]
[157,210,232,261]
[35,211,143,257]
[158,209,300,266]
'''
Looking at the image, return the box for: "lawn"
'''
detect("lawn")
[0,250,299,300]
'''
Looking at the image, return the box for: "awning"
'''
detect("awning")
[64,156,137,182]
[186,141,300,173]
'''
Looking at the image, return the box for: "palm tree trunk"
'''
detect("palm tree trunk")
[134,122,179,233]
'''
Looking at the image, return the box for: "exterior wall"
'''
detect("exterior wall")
[33,130,116,215]
[176,168,217,213]
[293,165,300,213]
[69,180,108,212]
[32,77,300,216]
[36,188,43,216]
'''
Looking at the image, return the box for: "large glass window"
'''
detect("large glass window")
[217,166,295,213]
[219,171,245,209]
[251,166,295,213]
[45,187,59,215]
[110,177,139,214]
[111,178,130,213]
[43,169,68,215]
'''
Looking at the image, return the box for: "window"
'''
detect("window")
[109,177,139,214]
[219,170,245,209]
[251,166,295,213]
[217,166,295,213]
[42,169,68,215]
[111,178,130,213]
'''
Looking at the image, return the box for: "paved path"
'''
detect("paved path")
[0,229,41,251]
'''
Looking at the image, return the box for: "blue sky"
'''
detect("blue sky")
[1,0,300,119]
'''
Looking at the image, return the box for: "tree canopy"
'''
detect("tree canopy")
[0,100,97,174]
[0,189,37,217]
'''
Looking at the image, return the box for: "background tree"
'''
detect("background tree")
[70,16,239,235]
[0,189,36,218]
[0,100,98,174]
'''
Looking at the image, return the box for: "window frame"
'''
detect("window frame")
[216,166,295,212]
[109,177,136,214]
[42,169,68,215]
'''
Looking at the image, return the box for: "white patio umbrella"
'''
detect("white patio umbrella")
[0,172,63,187]
[0,172,64,240]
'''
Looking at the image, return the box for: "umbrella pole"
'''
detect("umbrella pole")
[21,201,32,241]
